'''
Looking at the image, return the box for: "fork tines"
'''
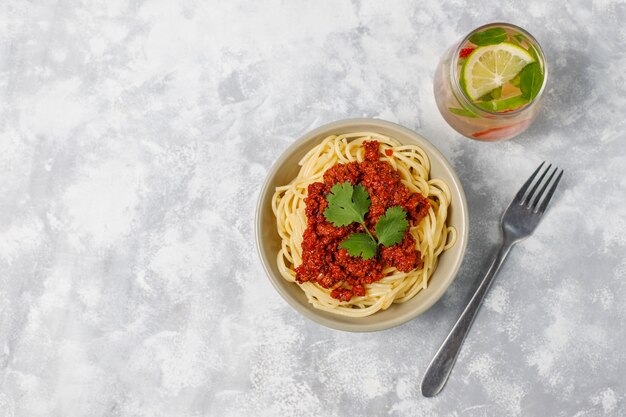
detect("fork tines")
[515,162,564,214]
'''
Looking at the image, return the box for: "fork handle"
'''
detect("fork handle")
[421,239,515,397]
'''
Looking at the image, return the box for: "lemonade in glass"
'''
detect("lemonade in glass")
[434,23,547,141]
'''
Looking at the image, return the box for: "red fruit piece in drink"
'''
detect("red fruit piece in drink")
[471,120,531,141]
[459,47,475,58]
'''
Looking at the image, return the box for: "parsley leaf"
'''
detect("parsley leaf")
[323,182,371,227]
[375,206,409,247]
[339,233,378,260]
[323,181,410,260]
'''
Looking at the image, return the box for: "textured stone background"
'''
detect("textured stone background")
[1,1,625,416]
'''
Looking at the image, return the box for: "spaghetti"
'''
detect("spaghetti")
[272,132,456,317]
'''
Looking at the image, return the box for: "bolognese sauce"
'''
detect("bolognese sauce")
[295,141,430,302]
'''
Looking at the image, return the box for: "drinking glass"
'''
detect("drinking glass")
[433,23,547,141]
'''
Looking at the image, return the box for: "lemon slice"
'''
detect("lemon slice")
[461,42,535,101]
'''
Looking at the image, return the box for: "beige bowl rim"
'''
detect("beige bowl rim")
[255,118,469,332]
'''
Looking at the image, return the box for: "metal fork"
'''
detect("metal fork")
[421,162,564,397]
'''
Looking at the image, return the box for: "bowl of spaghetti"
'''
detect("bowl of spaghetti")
[256,119,468,331]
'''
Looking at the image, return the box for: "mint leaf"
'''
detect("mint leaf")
[469,28,507,46]
[339,233,378,260]
[324,182,371,227]
[475,95,529,112]
[449,107,478,118]
[519,62,543,101]
[490,86,502,99]
[478,86,502,102]
[375,206,409,247]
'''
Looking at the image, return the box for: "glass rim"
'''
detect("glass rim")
[450,22,548,117]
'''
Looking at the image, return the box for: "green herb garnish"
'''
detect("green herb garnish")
[375,206,409,247]
[339,233,378,259]
[475,95,529,112]
[449,107,479,118]
[489,86,503,99]
[478,86,503,102]
[324,182,371,228]
[519,62,543,101]
[469,28,507,46]
[324,182,409,260]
